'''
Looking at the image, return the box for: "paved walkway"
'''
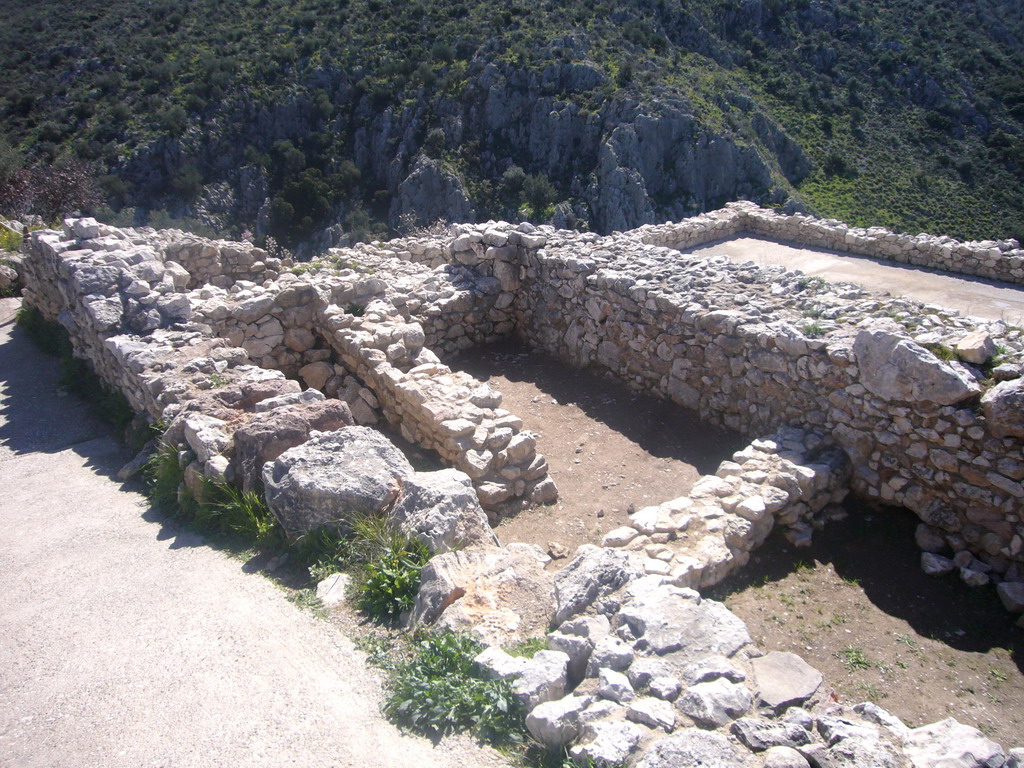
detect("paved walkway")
[0,296,505,768]
[688,235,1024,325]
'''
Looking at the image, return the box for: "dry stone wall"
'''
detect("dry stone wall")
[17,209,1024,766]
[21,219,555,511]
[21,208,1024,585]
[641,201,1024,286]
[392,217,1021,586]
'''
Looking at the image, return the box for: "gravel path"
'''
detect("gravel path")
[0,297,507,768]
[691,235,1024,324]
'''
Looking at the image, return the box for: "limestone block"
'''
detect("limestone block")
[751,652,822,712]
[262,427,412,534]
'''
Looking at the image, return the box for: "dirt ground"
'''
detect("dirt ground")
[452,341,745,561]
[452,341,1024,750]
[706,505,1024,748]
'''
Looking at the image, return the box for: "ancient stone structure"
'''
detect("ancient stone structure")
[17,204,1024,765]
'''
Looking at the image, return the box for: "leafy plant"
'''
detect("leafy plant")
[383,631,523,744]
[354,519,431,622]
[0,225,22,252]
[801,321,824,338]
[507,637,548,658]
[926,342,957,362]
[837,644,874,671]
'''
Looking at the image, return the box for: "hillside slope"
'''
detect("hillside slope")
[1,0,1022,248]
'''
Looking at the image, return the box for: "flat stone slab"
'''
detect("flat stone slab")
[751,651,822,711]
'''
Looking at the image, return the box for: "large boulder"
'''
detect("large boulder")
[233,400,353,493]
[904,718,1006,768]
[981,378,1024,439]
[409,544,555,646]
[553,545,643,624]
[262,427,413,535]
[616,581,751,668]
[853,328,981,405]
[388,468,494,554]
[634,728,754,768]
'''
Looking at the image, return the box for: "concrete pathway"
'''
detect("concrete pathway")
[0,296,506,768]
[688,235,1024,325]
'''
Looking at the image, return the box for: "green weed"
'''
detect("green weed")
[0,225,22,252]
[195,479,284,547]
[382,632,523,745]
[926,343,957,362]
[837,645,874,671]
[144,440,187,511]
[356,527,430,623]
[859,682,887,701]
[507,637,548,658]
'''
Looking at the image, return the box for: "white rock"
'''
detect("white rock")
[676,678,752,728]
[570,721,643,767]
[602,526,639,547]
[626,697,676,732]
[921,552,956,576]
[997,582,1024,613]
[512,651,569,712]
[474,646,529,681]
[904,718,1006,768]
[598,668,635,703]
[525,695,591,749]
[315,573,351,607]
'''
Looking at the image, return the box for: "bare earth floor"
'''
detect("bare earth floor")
[690,235,1024,325]
[456,341,1024,749]
[452,341,746,559]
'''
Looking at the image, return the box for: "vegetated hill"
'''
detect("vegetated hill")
[0,0,1022,252]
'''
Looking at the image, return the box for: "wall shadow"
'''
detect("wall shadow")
[0,301,121,477]
[709,497,1023,673]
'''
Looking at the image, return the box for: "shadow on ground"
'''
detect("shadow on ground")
[453,339,747,475]
[0,299,117,462]
[709,497,1024,674]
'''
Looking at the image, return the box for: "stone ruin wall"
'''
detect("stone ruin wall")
[380,204,1024,583]
[21,205,1024,584]
[17,208,1024,765]
[20,219,556,512]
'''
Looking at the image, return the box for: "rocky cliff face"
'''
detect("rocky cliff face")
[122,58,806,242]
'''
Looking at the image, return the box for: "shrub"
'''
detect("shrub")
[523,172,557,219]
[383,632,523,744]
[1,224,22,252]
